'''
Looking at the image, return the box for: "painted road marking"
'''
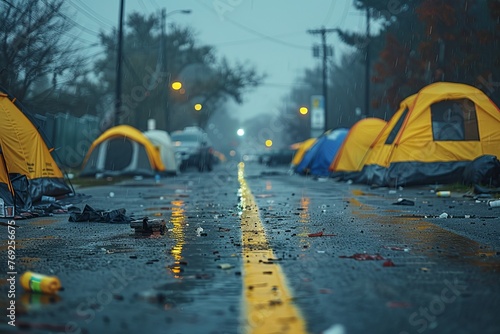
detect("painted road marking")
[238,163,308,334]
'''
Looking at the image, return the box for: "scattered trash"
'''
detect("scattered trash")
[339,253,384,261]
[20,271,62,295]
[69,205,131,224]
[383,260,396,267]
[130,217,166,235]
[40,195,56,203]
[308,231,336,237]
[488,200,500,208]
[108,192,115,198]
[218,263,233,270]
[196,227,204,236]
[438,212,449,219]
[392,198,415,206]
[436,191,451,197]
[383,246,410,252]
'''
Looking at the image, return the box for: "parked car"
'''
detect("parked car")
[171,127,213,172]
[259,149,295,166]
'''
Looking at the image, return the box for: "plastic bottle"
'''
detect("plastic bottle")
[0,198,4,217]
[436,191,451,197]
[20,271,62,294]
[41,195,56,202]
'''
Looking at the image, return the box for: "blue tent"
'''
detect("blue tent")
[295,128,349,176]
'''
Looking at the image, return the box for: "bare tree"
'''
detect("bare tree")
[0,0,85,103]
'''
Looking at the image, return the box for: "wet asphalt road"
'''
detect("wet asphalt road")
[1,161,500,334]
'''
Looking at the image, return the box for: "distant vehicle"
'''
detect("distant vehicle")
[259,149,295,166]
[171,127,213,172]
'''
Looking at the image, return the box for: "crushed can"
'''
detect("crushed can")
[20,271,62,295]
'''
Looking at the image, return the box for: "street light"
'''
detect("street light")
[237,128,245,136]
[194,103,202,111]
[171,81,182,90]
[299,106,308,115]
[162,8,192,131]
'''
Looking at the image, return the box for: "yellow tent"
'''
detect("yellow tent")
[291,138,317,166]
[358,82,500,186]
[0,90,72,216]
[329,118,387,176]
[80,125,166,177]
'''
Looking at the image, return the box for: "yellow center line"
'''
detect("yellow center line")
[238,163,308,334]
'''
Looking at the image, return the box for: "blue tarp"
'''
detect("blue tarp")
[295,128,349,176]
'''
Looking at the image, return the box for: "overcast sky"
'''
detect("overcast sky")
[69,0,366,123]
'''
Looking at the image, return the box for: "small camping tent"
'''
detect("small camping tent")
[80,125,166,177]
[358,82,500,186]
[0,89,73,216]
[291,138,317,168]
[295,128,349,176]
[143,130,179,175]
[329,118,387,181]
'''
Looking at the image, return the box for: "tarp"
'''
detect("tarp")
[358,82,500,186]
[80,125,166,177]
[295,129,349,176]
[329,118,387,181]
[0,89,73,216]
[143,130,179,175]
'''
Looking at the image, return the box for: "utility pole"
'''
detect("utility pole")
[114,0,124,127]
[307,27,337,132]
[364,7,371,118]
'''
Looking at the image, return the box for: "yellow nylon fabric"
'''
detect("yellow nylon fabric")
[330,117,386,172]
[0,93,64,180]
[363,82,500,168]
[82,125,166,172]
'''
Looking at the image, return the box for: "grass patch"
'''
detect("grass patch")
[69,176,131,189]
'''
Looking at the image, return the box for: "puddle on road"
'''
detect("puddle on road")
[20,292,62,310]
[349,195,500,272]
[168,200,187,279]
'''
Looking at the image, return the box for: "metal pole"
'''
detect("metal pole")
[308,27,338,132]
[321,29,328,132]
[364,7,370,117]
[114,0,124,126]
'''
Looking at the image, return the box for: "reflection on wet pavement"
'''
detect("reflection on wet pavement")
[169,199,186,279]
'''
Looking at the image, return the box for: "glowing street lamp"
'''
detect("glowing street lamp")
[171,81,182,90]
[299,106,309,115]
[237,128,245,136]
[194,103,202,111]
[265,139,273,147]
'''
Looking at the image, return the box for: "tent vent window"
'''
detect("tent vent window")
[385,108,409,144]
[431,99,479,141]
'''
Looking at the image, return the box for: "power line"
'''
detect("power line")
[67,0,114,28]
[195,0,309,51]
[41,0,102,37]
